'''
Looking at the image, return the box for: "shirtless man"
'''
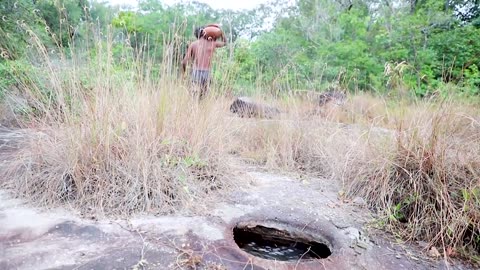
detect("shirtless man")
[181,25,227,99]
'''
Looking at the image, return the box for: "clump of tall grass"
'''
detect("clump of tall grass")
[346,102,480,263]
[1,22,235,216]
[4,86,233,216]
[226,91,480,264]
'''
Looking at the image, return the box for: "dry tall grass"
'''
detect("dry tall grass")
[4,87,234,216]
[1,24,237,216]
[344,101,480,263]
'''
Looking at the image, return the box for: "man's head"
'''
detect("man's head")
[194,26,205,39]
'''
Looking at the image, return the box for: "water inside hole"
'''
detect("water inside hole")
[233,225,332,261]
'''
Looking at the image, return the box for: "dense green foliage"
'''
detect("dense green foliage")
[1,0,480,96]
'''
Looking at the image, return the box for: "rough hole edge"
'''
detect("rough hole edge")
[232,219,336,260]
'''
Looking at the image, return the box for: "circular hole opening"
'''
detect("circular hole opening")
[233,224,332,261]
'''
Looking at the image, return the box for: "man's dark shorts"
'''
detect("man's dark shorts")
[191,69,210,89]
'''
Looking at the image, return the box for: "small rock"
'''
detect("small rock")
[356,241,369,249]
[353,246,364,255]
[396,254,402,259]
[417,241,429,249]
[352,197,367,206]
[344,227,361,240]
[428,247,441,258]
[301,180,310,185]
[331,218,350,229]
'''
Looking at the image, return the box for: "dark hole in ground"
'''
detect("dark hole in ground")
[233,225,332,261]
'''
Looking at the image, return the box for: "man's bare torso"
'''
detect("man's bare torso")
[190,39,217,70]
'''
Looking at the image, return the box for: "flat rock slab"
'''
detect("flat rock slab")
[0,128,472,270]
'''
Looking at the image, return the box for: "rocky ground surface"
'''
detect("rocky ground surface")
[0,127,472,270]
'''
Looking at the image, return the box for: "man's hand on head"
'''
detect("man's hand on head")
[215,32,227,48]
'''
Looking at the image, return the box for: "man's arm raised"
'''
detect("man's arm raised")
[215,32,227,48]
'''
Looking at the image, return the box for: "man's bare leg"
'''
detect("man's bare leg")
[199,83,208,100]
